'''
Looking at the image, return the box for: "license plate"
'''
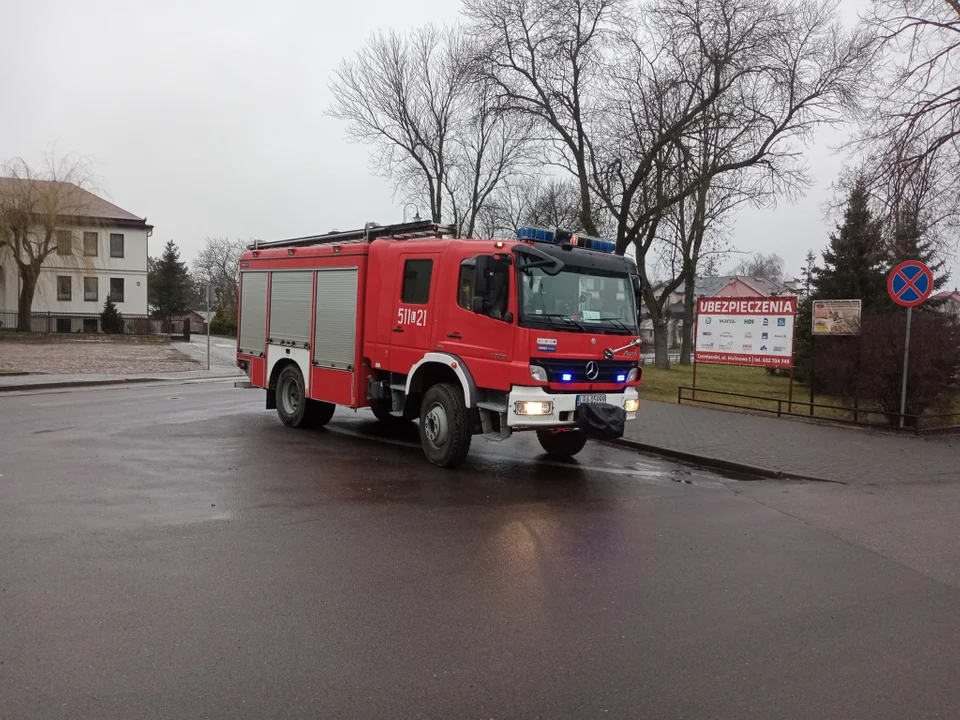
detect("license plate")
[576,394,606,406]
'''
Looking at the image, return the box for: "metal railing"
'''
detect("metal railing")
[0,311,202,337]
[677,385,960,435]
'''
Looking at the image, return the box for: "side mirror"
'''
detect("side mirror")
[472,295,486,314]
[502,311,514,323]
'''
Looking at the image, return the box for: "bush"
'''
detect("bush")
[209,304,237,336]
[100,297,124,334]
[813,311,960,425]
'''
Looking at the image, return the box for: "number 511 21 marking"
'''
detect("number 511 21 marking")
[398,308,427,327]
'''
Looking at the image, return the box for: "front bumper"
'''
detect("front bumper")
[505,385,639,429]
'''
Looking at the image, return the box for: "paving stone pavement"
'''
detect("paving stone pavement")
[625,399,959,485]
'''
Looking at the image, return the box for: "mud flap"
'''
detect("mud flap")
[576,403,626,439]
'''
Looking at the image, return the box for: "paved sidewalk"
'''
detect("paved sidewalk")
[0,368,244,392]
[624,400,958,485]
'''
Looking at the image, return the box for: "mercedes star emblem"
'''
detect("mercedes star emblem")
[585,361,600,380]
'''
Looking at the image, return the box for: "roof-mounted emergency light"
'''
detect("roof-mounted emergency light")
[516,226,616,254]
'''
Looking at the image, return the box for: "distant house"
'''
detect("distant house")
[640,275,797,346]
[0,179,152,331]
[933,290,960,320]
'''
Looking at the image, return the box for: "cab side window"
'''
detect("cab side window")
[488,262,510,319]
[401,259,433,304]
[457,262,475,310]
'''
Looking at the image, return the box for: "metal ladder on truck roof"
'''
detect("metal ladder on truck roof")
[250,220,456,251]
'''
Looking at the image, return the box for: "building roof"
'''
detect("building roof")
[933,290,960,303]
[0,178,151,228]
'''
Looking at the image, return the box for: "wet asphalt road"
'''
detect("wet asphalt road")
[2,382,960,719]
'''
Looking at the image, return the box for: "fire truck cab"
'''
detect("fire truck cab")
[236,220,643,468]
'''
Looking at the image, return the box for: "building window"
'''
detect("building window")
[84,232,98,256]
[57,230,73,256]
[457,262,475,310]
[57,276,72,301]
[83,318,98,333]
[110,233,124,258]
[109,278,125,303]
[401,259,433,305]
[84,277,98,302]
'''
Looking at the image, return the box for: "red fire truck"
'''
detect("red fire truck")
[236,220,643,467]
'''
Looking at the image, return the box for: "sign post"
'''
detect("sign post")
[887,261,934,428]
[205,282,213,371]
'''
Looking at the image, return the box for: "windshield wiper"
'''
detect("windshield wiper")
[597,316,634,334]
[534,313,586,332]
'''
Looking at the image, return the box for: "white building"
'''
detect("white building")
[0,180,152,330]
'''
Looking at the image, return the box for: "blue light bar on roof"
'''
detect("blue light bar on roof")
[516,226,616,254]
[516,226,555,243]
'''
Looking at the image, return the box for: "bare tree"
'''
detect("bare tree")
[731,252,786,282]
[480,175,584,236]
[328,25,529,234]
[192,236,249,316]
[858,0,960,232]
[0,155,98,331]
[467,0,872,367]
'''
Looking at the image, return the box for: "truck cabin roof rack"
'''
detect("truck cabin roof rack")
[250,220,456,251]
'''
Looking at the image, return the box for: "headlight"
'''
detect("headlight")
[515,400,553,416]
[626,367,639,382]
[529,365,547,382]
[624,398,639,412]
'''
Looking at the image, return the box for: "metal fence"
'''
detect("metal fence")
[0,311,196,337]
[677,385,960,435]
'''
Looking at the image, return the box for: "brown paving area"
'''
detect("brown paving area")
[0,335,199,374]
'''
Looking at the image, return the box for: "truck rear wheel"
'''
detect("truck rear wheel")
[276,365,335,428]
[419,383,472,468]
[536,429,588,458]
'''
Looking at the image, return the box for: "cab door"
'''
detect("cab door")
[437,253,515,392]
[389,251,441,371]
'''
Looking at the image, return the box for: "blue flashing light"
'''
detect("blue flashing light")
[516,226,616,254]
[561,373,573,382]
[616,373,626,382]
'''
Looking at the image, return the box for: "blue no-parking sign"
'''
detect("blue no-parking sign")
[888,261,933,307]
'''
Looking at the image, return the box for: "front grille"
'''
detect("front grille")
[532,358,635,384]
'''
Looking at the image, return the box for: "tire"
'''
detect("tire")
[419,383,472,468]
[305,399,336,427]
[536,428,588,458]
[276,365,335,428]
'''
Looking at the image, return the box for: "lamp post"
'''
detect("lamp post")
[403,204,421,223]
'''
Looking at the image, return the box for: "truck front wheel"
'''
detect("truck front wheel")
[419,383,472,468]
[536,429,588,458]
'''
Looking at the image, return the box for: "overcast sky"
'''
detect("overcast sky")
[2,0,956,285]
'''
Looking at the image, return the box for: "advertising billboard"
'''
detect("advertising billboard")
[812,299,861,336]
[695,296,797,368]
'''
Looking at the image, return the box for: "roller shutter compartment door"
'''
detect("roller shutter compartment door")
[269,271,314,348]
[238,272,268,356]
[313,268,358,371]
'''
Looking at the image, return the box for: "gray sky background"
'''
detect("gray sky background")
[2,0,957,286]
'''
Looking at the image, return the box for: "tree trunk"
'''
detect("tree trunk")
[17,263,40,332]
[653,318,670,369]
[679,266,696,365]
[647,303,670,369]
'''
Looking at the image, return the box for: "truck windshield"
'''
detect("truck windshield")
[518,265,638,335]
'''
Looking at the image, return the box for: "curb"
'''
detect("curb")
[0,374,244,393]
[609,437,842,484]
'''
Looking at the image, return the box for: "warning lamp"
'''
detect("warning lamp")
[516,226,616,254]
